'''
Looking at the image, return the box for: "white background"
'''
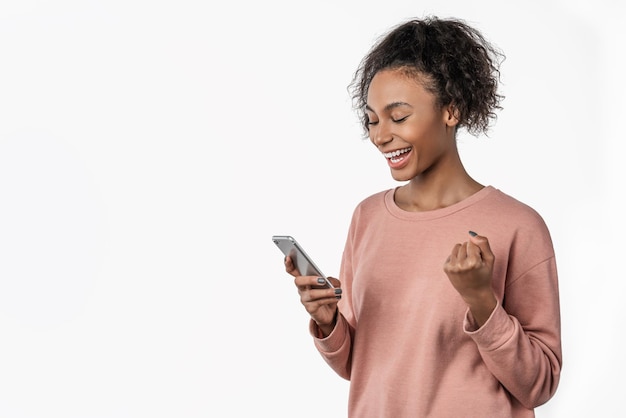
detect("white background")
[0,0,623,417]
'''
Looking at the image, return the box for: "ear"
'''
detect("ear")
[443,104,460,127]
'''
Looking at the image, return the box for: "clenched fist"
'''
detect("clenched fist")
[443,231,497,327]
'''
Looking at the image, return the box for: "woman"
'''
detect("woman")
[284,16,561,417]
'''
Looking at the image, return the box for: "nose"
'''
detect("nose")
[370,121,393,148]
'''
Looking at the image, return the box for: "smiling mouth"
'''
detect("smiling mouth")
[383,147,412,163]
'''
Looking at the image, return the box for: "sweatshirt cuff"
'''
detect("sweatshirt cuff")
[309,315,348,354]
[463,302,516,351]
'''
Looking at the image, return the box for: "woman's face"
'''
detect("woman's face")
[365,69,459,182]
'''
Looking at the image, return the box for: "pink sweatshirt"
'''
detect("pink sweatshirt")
[310,186,562,417]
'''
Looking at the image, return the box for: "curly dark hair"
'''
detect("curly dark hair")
[349,16,505,137]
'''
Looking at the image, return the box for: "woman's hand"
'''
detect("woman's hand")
[443,231,497,327]
[285,256,341,337]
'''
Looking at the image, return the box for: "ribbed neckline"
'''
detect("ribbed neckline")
[384,185,496,221]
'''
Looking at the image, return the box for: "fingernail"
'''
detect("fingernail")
[469,231,478,237]
[334,288,342,295]
[317,277,326,284]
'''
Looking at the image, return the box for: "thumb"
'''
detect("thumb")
[468,231,495,264]
[284,255,302,277]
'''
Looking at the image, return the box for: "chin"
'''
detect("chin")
[390,171,412,182]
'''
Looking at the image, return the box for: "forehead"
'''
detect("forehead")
[366,69,436,111]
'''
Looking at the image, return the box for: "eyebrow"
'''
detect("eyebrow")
[364,101,413,113]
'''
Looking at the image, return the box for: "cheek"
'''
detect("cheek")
[406,117,447,144]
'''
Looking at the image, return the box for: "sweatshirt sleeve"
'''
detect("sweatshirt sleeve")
[464,256,562,408]
[310,314,354,380]
[308,204,361,381]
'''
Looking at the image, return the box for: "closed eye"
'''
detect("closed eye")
[392,115,409,123]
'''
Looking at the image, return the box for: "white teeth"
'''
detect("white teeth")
[383,147,411,159]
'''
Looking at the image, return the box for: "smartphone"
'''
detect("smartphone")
[271,235,334,288]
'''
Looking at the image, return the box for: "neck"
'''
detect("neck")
[395,164,483,212]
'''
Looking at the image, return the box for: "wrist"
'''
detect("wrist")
[315,308,338,338]
[464,291,497,327]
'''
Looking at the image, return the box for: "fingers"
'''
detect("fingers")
[465,240,482,261]
[448,241,475,261]
[283,256,341,331]
[294,276,342,300]
[444,232,496,310]
[456,242,469,260]
[295,275,342,322]
[445,231,490,271]
[468,232,495,263]
[299,286,342,304]
[446,243,461,263]
[294,275,341,292]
